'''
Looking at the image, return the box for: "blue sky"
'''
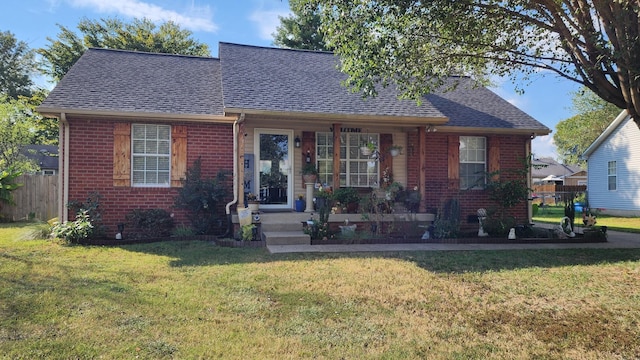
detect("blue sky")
[2,0,581,159]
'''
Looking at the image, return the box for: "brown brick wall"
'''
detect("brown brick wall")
[66,117,233,236]
[407,132,530,228]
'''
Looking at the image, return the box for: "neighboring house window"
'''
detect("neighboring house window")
[608,161,617,191]
[131,124,171,187]
[317,132,379,187]
[459,136,486,189]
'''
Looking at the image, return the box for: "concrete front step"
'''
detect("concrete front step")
[263,231,310,245]
[261,222,305,232]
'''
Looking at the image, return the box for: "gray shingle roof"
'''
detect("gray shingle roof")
[427,78,549,131]
[39,43,549,133]
[219,42,446,119]
[39,48,223,116]
[532,157,583,178]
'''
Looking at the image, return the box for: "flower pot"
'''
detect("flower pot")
[247,201,260,212]
[303,174,317,184]
[390,148,400,157]
[339,224,357,236]
[295,199,305,212]
[360,146,372,156]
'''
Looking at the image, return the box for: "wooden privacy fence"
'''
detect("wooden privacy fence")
[1,175,58,221]
[531,184,587,205]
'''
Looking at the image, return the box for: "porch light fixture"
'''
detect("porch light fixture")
[426,124,437,132]
[295,136,301,148]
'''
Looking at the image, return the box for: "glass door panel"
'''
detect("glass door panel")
[256,130,292,209]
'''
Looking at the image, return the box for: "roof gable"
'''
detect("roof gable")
[582,110,628,158]
[532,157,583,178]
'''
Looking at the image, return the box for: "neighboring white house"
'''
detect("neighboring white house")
[582,110,640,216]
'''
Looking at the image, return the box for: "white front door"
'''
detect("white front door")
[254,129,293,210]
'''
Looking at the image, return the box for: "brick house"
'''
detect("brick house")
[38,42,549,239]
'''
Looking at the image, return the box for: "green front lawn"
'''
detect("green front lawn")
[533,205,640,233]
[1,223,640,359]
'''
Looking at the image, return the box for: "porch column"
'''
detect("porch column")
[418,126,427,212]
[305,182,315,212]
[238,121,246,209]
[332,123,341,190]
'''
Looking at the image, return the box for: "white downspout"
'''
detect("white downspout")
[59,113,70,223]
[225,113,245,216]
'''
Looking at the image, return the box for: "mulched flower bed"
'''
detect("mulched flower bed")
[311,232,607,245]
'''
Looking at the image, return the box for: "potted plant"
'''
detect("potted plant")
[246,192,260,212]
[332,187,361,213]
[315,185,333,210]
[389,145,403,157]
[301,163,318,183]
[360,141,376,156]
[582,208,607,240]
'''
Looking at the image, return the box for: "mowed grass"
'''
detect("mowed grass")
[533,205,640,233]
[1,223,640,359]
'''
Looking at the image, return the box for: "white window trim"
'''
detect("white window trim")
[607,160,617,191]
[459,136,487,190]
[316,132,380,188]
[131,124,172,188]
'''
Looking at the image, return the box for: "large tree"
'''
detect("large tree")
[554,87,620,165]
[0,96,40,173]
[273,0,331,51]
[310,0,640,128]
[0,31,35,99]
[38,17,211,82]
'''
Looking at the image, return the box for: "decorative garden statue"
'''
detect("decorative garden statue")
[561,216,576,237]
[477,208,488,237]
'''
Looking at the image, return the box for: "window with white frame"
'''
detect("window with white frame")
[607,160,617,191]
[459,136,486,189]
[316,132,379,187]
[131,124,171,187]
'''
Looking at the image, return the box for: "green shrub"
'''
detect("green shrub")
[332,187,360,204]
[125,208,175,239]
[0,167,22,210]
[51,210,94,243]
[172,225,195,237]
[240,224,256,241]
[67,192,105,238]
[174,158,229,235]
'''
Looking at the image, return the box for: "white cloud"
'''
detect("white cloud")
[248,7,290,41]
[532,134,557,159]
[67,0,218,32]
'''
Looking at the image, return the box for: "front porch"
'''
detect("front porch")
[232,210,436,246]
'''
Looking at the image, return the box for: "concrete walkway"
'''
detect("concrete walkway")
[267,226,640,254]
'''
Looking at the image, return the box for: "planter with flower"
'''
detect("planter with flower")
[314,185,333,211]
[301,163,318,184]
[246,193,260,212]
[389,145,403,157]
[582,208,607,240]
[360,141,376,156]
[333,187,361,213]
